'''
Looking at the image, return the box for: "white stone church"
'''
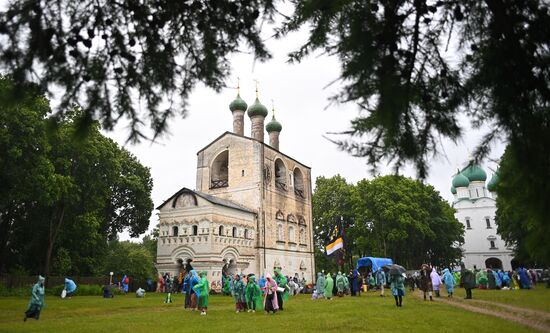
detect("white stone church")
[155,89,315,283]
[451,161,514,271]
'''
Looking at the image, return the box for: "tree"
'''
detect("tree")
[101,241,156,281]
[0,0,275,141]
[0,76,56,272]
[311,175,355,268]
[495,146,550,266]
[0,81,154,275]
[280,1,550,252]
[352,175,463,268]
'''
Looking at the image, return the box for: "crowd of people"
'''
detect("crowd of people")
[22,261,549,321]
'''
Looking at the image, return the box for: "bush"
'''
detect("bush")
[0,285,30,297]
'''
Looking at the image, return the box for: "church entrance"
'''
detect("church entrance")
[485,257,503,269]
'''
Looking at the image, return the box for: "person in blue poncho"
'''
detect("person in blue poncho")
[441,268,455,297]
[375,268,386,297]
[518,267,531,289]
[24,275,45,321]
[64,278,77,298]
[349,269,361,296]
[121,275,129,293]
[184,270,200,310]
[501,271,511,288]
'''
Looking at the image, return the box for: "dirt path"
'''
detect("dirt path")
[414,291,550,332]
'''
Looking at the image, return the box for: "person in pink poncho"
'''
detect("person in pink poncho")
[262,273,279,314]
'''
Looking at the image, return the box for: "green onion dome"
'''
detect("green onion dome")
[452,173,470,188]
[451,186,457,194]
[487,172,499,192]
[247,97,268,118]
[266,115,282,133]
[229,94,248,112]
[462,164,487,182]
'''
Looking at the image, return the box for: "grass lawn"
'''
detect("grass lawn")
[0,290,542,333]
[450,285,550,313]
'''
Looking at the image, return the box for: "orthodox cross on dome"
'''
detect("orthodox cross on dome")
[254,78,260,98]
[271,99,276,117]
[237,77,240,94]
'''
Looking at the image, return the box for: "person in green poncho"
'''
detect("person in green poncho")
[388,273,405,307]
[324,273,334,300]
[232,274,246,313]
[193,271,209,315]
[335,272,346,297]
[24,275,45,321]
[315,272,325,299]
[476,270,488,289]
[273,268,288,310]
[245,275,262,312]
[223,275,231,296]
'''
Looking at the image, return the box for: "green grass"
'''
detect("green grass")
[0,291,542,333]
[445,285,550,313]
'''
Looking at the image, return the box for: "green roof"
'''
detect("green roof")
[229,94,248,112]
[461,163,487,182]
[487,172,499,191]
[247,97,268,118]
[452,173,470,188]
[266,115,282,132]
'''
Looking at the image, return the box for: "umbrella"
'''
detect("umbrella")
[384,264,406,275]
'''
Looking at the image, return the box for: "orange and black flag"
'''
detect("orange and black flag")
[325,216,345,262]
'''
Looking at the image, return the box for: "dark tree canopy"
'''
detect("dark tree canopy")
[280,0,549,179]
[0,0,275,141]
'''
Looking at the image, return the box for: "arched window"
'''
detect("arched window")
[244,229,249,239]
[211,150,229,189]
[288,226,295,243]
[277,224,284,241]
[293,168,305,198]
[232,227,237,238]
[485,218,492,229]
[219,225,224,236]
[192,225,198,236]
[299,228,305,243]
[274,159,287,191]
[490,240,496,249]
[172,226,179,236]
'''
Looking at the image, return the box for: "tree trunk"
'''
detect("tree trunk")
[44,203,66,281]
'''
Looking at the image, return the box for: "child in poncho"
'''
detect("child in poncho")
[245,275,262,312]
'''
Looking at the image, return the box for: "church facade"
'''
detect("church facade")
[156,90,315,284]
[451,161,513,271]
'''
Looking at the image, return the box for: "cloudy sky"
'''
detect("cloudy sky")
[99,17,504,241]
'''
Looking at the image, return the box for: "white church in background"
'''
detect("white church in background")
[451,160,513,271]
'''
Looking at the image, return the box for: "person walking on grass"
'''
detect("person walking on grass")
[273,268,288,310]
[193,271,209,315]
[375,268,386,297]
[441,268,455,297]
[431,268,442,297]
[419,264,433,301]
[388,273,405,307]
[262,273,279,314]
[460,263,475,299]
[245,275,262,312]
[336,272,346,297]
[324,273,334,300]
[315,272,326,299]
[232,274,246,313]
[24,275,45,322]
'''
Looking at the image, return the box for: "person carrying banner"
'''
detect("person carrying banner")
[273,268,288,310]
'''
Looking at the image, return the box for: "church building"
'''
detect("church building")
[451,161,513,271]
[155,88,315,284]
